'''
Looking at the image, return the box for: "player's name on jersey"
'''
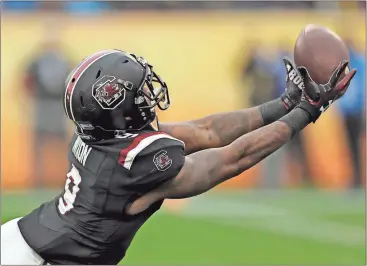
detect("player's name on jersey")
[72,136,92,166]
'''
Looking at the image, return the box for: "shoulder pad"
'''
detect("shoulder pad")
[117,131,184,170]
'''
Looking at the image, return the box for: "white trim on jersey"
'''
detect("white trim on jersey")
[122,134,184,170]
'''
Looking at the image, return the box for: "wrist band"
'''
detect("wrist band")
[278,108,312,137]
[259,98,289,126]
[297,101,321,123]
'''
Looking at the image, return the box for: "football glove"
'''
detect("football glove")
[281,57,303,111]
[297,60,357,122]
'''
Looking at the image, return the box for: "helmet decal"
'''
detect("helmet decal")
[92,75,133,110]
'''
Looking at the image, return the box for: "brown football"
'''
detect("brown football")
[294,24,350,84]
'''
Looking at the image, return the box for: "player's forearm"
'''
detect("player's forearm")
[226,107,311,177]
[207,98,289,147]
[160,98,289,155]
[228,121,291,175]
[196,108,311,193]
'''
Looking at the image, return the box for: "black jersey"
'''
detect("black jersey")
[18,130,185,265]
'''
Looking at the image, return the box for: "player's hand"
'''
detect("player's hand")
[281,57,303,111]
[297,60,357,122]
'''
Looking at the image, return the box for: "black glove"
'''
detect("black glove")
[280,57,303,111]
[297,60,357,122]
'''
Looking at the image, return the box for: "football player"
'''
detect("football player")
[1,49,356,265]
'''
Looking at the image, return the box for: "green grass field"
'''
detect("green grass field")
[2,189,366,265]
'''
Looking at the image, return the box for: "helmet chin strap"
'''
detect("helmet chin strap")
[150,115,160,131]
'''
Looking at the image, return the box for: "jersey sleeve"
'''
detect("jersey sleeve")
[116,133,185,194]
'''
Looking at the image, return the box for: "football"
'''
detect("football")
[294,24,350,84]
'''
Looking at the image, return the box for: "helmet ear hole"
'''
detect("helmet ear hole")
[80,96,85,108]
[96,70,101,79]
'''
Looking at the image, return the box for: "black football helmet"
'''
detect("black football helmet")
[63,49,170,140]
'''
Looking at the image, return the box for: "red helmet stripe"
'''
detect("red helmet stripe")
[64,50,119,121]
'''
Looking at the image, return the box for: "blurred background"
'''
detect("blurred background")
[1,1,366,265]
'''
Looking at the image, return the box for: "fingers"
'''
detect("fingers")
[335,68,357,92]
[282,56,298,71]
[328,61,349,87]
[296,60,350,88]
[297,67,322,102]
[298,66,313,81]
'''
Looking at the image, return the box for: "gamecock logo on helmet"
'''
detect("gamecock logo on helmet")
[92,75,128,109]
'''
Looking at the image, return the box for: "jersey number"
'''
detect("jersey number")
[58,164,82,215]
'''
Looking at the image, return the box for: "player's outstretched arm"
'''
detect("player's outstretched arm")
[160,58,302,155]
[160,100,284,155]
[127,107,310,215]
[126,61,356,215]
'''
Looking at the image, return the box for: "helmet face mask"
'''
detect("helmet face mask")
[64,50,171,141]
[134,56,170,112]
